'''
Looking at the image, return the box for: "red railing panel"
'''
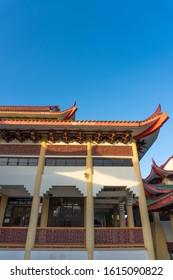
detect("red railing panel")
[0,227,144,248]
[35,227,86,246]
[0,227,27,245]
[95,227,144,246]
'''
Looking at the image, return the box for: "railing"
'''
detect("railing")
[95,227,144,247]
[0,227,28,247]
[35,227,86,247]
[0,227,144,248]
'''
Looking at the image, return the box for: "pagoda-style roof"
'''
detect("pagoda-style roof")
[0,103,169,159]
[146,192,173,211]
[0,103,77,120]
[144,183,173,195]
[144,156,173,184]
[143,156,173,212]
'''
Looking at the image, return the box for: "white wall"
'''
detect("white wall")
[0,249,25,260]
[93,167,139,196]
[0,166,36,195]
[31,249,88,260]
[41,166,86,196]
[0,249,147,260]
[0,166,86,196]
[0,166,139,197]
[94,249,148,260]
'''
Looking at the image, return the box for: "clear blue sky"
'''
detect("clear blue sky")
[0,0,173,177]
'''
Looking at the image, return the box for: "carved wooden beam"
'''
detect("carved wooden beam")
[48,130,55,143]
[94,131,102,144]
[62,130,69,143]
[76,130,85,144]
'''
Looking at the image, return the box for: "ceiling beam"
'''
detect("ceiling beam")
[94,205,114,209]
[97,191,127,197]
[94,199,119,204]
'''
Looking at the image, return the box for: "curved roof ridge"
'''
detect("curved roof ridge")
[152,162,173,176]
[144,182,173,194]
[0,103,78,121]
[147,191,173,211]
[160,155,173,170]
[144,158,167,182]
[0,105,59,112]
[144,167,155,182]
[149,104,161,118]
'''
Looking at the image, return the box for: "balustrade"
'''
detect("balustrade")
[0,227,144,248]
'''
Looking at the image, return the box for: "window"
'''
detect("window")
[0,157,8,165]
[45,158,86,166]
[45,158,56,166]
[93,158,133,166]
[75,159,86,166]
[48,197,84,227]
[8,158,18,165]
[56,158,66,166]
[18,158,28,166]
[0,157,38,166]
[93,159,102,166]
[28,158,38,166]
[66,159,76,166]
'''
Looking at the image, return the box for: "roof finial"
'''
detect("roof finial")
[150,104,161,118]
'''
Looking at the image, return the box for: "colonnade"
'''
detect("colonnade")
[0,138,155,260]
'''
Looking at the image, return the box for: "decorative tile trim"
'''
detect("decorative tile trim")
[92,145,133,156]
[0,227,27,244]
[95,228,144,245]
[46,145,87,156]
[0,144,40,155]
[35,228,86,245]
[0,144,132,157]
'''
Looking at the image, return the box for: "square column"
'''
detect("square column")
[86,136,94,260]
[40,195,49,227]
[24,138,47,260]
[119,202,126,227]
[131,140,155,260]
[153,212,170,259]
[0,195,8,226]
[126,194,134,227]
[170,213,173,230]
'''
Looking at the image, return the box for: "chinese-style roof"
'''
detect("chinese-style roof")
[0,104,169,159]
[160,156,173,170]
[143,156,173,212]
[0,105,60,112]
[0,103,77,120]
[144,157,173,183]
[146,192,173,211]
[144,183,173,195]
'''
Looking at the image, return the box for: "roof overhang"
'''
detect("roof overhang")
[0,103,78,121]
[0,104,169,159]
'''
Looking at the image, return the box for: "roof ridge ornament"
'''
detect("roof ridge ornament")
[150,104,161,118]
[49,106,60,112]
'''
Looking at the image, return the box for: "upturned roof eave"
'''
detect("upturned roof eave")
[144,182,173,194]
[0,104,78,121]
[160,155,173,170]
[147,192,173,211]
[0,110,167,129]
